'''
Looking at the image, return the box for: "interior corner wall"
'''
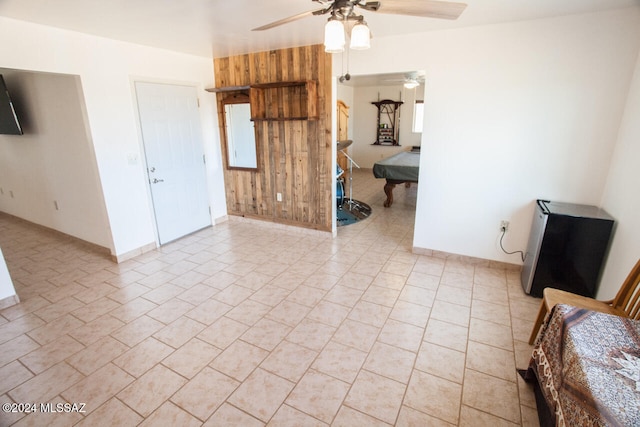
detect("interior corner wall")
[0,17,226,258]
[337,7,640,264]
[598,50,640,300]
[0,69,112,249]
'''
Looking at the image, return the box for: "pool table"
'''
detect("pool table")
[372,150,420,207]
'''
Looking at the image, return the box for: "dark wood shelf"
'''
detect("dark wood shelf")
[252,116,317,122]
[251,81,310,89]
[206,85,250,93]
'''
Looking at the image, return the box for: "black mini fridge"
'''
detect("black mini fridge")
[521,200,614,298]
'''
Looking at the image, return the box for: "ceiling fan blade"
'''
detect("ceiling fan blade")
[312,6,334,16]
[378,0,467,20]
[357,1,381,12]
[252,10,317,31]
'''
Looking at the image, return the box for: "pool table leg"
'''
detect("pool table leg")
[383,179,417,207]
[383,181,396,207]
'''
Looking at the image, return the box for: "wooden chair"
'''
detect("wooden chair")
[528,258,640,345]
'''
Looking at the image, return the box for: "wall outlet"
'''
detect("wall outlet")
[276,192,282,202]
[500,220,510,232]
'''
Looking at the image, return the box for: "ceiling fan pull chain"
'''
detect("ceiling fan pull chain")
[346,42,350,79]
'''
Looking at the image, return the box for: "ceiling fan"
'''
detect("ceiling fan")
[384,72,426,88]
[252,0,468,32]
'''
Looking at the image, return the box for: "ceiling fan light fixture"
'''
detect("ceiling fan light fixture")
[350,21,370,50]
[404,80,419,89]
[324,19,345,53]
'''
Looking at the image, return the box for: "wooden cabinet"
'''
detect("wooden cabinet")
[208,80,319,121]
[372,99,403,146]
[250,81,318,121]
[336,100,350,183]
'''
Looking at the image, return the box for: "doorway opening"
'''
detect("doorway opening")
[334,72,424,235]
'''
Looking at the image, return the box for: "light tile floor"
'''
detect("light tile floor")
[0,168,542,426]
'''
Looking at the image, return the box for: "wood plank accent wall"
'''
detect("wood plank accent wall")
[214,45,332,231]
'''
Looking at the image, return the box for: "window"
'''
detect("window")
[412,100,424,133]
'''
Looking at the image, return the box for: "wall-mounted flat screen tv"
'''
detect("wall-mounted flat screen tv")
[0,75,23,135]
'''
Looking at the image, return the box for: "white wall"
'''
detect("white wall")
[0,247,17,305]
[598,50,640,299]
[349,84,423,168]
[337,8,640,265]
[0,70,112,249]
[0,17,227,258]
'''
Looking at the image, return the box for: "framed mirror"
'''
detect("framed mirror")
[222,94,258,170]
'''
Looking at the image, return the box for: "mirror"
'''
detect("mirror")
[224,101,258,169]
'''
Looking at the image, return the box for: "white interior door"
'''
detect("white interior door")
[135,82,211,245]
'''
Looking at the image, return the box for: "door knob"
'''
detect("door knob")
[152,178,164,183]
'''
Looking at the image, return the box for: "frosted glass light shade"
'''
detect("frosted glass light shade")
[404,80,419,89]
[324,20,345,53]
[350,22,370,50]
